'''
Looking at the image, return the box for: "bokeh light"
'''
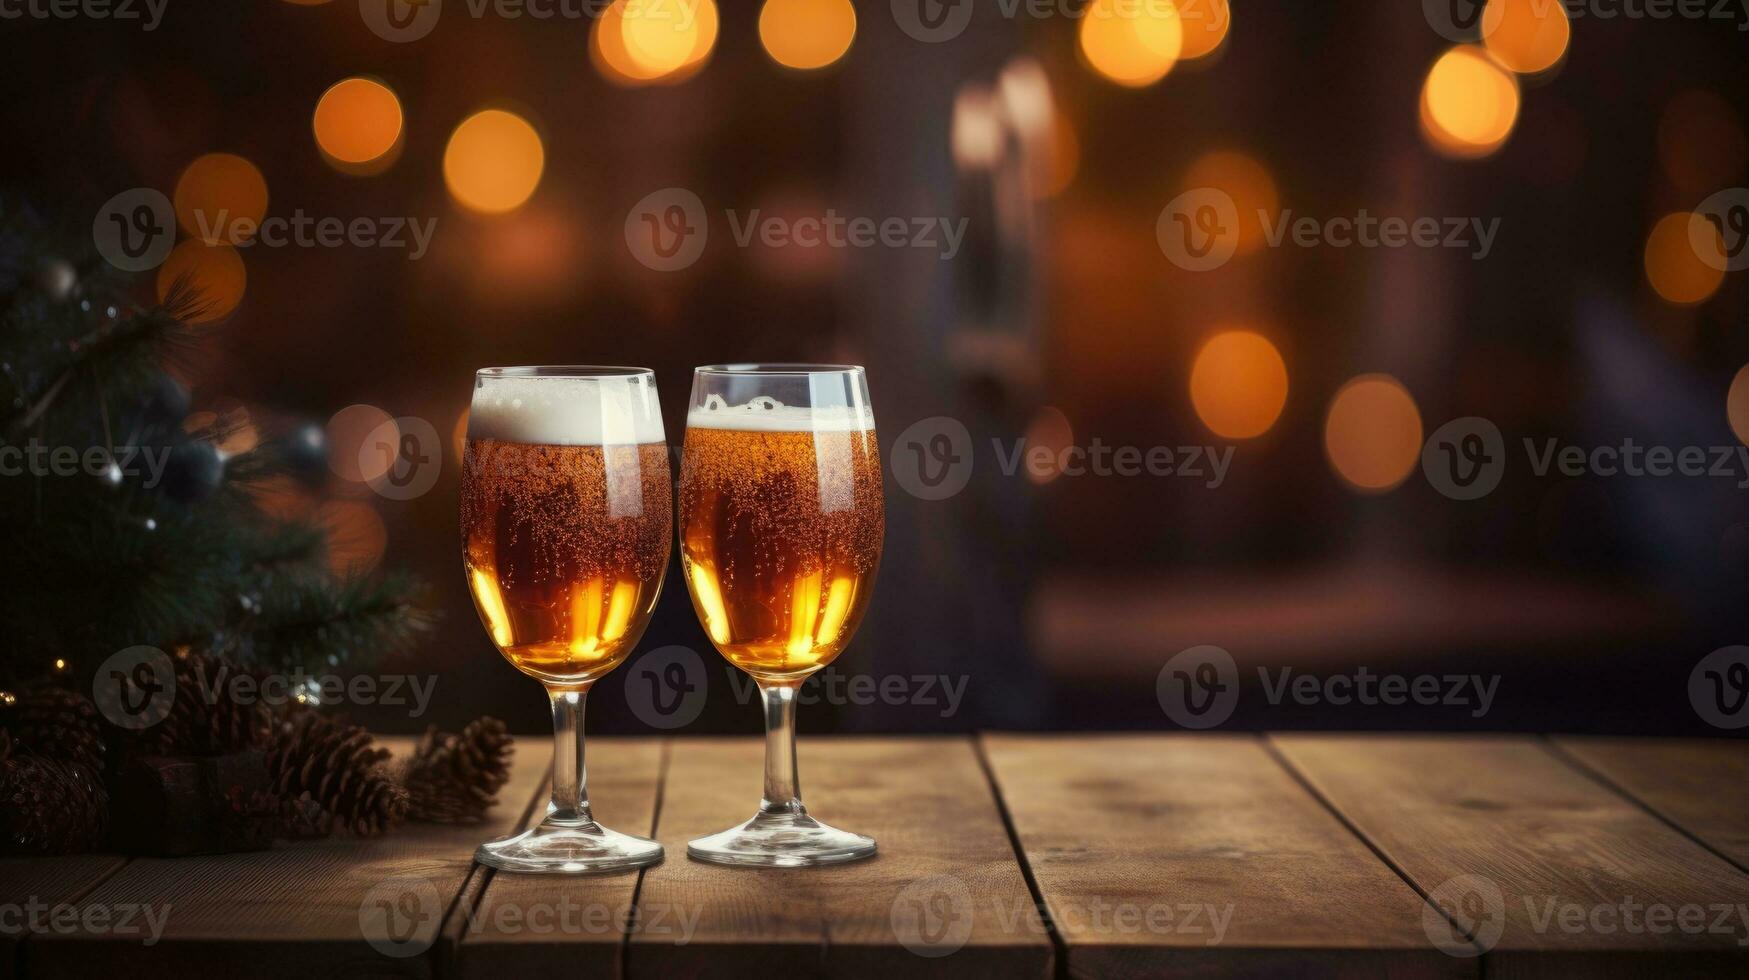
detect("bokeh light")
[1177,0,1230,60]
[1481,0,1570,75]
[758,0,855,71]
[319,499,387,575]
[312,77,403,173]
[1181,150,1278,256]
[1079,0,1183,87]
[1190,330,1289,439]
[174,153,268,244]
[443,109,545,215]
[1728,364,1749,447]
[1324,374,1423,493]
[326,403,395,483]
[1419,46,1520,159]
[1644,212,1725,306]
[1658,90,1748,197]
[1023,406,1075,485]
[156,240,245,322]
[619,0,717,81]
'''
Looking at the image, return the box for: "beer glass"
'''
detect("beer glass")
[679,364,884,866]
[461,366,670,873]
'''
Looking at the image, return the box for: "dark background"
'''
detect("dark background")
[3,0,1748,738]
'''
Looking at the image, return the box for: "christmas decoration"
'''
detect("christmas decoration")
[0,197,430,692]
[267,713,407,837]
[403,716,514,824]
[7,685,107,772]
[141,652,273,756]
[0,746,108,854]
[110,750,276,856]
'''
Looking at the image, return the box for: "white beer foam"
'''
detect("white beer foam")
[686,395,875,432]
[469,378,665,446]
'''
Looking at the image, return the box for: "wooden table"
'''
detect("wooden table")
[3,735,1748,978]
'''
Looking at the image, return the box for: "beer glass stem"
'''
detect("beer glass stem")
[548,687,593,825]
[759,682,802,814]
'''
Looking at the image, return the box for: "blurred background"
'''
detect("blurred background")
[4,0,1748,737]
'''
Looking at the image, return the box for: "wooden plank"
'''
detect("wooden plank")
[24,735,550,980]
[983,733,1468,980]
[628,736,1051,979]
[0,855,127,980]
[1551,737,1749,873]
[1273,734,1749,979]
[448,737,665,979]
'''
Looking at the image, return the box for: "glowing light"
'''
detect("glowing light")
[313,77,403,173]
[1481,0,1569,75]
[951,84,1003,171]
[319,499,386,575]
[1079,0,1182,88]
[1181,150,1278,256]
[156,240,246,322]
[1190,330,1289,439]
[620,0,716,79]
[470,568,514,647]
[174,153,268,244]
[325,404,395,483]
[53,658,68,671]
[1324,374,1423,493]
[1728,364,1749,447]
[1419,47,1519,159]
[1024,406,1075,485]
[1658,91,1748,197]
[443,110,545,215]
[1177,0,1229,60]
[758,0,856,71]
[1644,212,1724,306]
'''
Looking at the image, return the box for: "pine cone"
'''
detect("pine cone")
[10,686,107,773]
[147,653,273,756]
[267,713,405,836]
[403,717,514,824]
[0,751,108,854]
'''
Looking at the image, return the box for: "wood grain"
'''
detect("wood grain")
[627,736,1052,979]
[1551,737,1749,873]
[1273,734,1749,979]
[447,737,665,979]
[0,855,126,980]
[24,735,550,980]
[983,733,1468,980]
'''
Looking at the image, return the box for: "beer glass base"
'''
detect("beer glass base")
[476,820,664,875]
[687,810,876,868]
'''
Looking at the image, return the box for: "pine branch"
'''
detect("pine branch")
[241,573,434,673]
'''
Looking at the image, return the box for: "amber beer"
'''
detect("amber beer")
[679,409,883,680]
[461,406,670,687]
